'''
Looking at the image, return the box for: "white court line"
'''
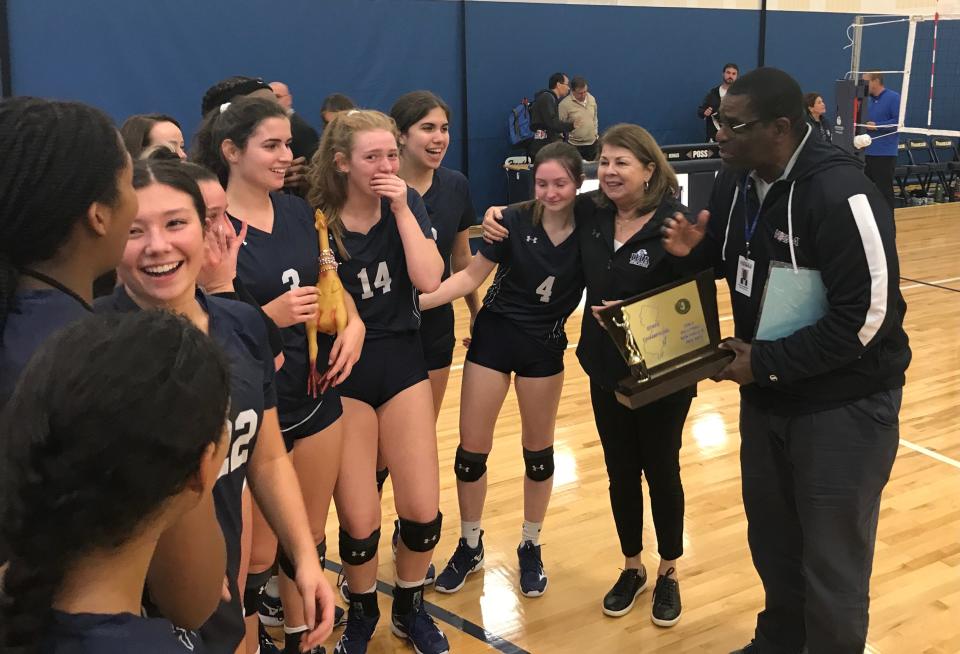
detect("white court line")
[898,438,960,470]
[899,275,960,291]
[450,286,960,472]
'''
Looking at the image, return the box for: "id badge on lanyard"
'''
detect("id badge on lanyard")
[736,177,761,298]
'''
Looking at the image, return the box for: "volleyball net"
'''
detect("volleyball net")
[848,3,960,140]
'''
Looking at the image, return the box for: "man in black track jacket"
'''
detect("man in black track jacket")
[529,72,574,158]
[664,67,910,654]
[697,63,739,142]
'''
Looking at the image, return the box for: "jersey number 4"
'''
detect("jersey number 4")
[218,409,259,480]
[536,276,556,303]
[357,262,392,299]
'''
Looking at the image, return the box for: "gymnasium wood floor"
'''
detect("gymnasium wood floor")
[318,204,960,654]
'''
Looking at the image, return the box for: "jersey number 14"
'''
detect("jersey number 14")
[358,262,393,299]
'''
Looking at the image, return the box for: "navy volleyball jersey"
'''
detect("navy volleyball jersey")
[422,167,476,278]
[47,611,206,654]
[0,289,89,406]
[334,187,434,338]
[478,204,585,352]
[230,192,334,423]
[420,168,476,338]
[97,287,276,652]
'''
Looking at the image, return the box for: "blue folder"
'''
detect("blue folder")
[754,261,829,341]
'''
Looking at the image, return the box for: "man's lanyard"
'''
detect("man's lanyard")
[742,176,762,258]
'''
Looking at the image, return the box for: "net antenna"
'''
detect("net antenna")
[848,2,960,139]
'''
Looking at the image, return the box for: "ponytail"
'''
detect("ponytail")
[191,96,287,187]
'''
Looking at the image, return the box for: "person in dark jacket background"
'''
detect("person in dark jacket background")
[270,80,320,160]
[529,72,575,157]
[804,92,832,143]
[697,63,739,142]
[663,67,910,654]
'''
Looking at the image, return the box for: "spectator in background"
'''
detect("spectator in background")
[804,92,832,143]
[270,80,320,160]
[120,113,187,159]
[697,63,739,142]
[559,76,600,160]
[320,93,357,127]
[863,73,900,210]
[529,72,575,158]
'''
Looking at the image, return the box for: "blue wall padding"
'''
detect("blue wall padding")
[11,0,930,213]
[8,0,466,170]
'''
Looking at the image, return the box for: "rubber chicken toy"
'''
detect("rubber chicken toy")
[307,209,348,397]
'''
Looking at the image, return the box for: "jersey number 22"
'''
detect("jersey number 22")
[218,409,259,479]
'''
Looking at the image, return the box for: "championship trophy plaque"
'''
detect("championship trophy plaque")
[600,269,733,409]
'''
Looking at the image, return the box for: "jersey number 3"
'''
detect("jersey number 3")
[282,269,301,290]
[358,262,392,299]
[536,276,556,303]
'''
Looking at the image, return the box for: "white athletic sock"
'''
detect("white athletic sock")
[461,520,482,548]
[283,624,308,635]
[395,576,426,589]
[357,583,377,595]
[521,521,542,546]
[264,575,280,598]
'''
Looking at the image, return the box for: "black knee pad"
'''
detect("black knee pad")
[243,568,272,617]
[277,546,296,580]
[454,446,488,482]
[339,527,381,566]
[523,446,555,482]
[376,467,390,493]
[397,512,442,553]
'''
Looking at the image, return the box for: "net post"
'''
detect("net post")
[899,17,919,131]
[850,16,864,79]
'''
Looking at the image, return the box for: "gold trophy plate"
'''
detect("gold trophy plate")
[599,269,734,409]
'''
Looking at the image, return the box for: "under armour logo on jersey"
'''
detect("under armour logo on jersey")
[526,235,538,244]
[629,249,651,268]
[592,228,601,239]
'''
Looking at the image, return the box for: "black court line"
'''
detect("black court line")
[900,276,960,293]
[325,559,531,654]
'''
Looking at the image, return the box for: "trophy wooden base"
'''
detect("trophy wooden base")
[614,348,735,409]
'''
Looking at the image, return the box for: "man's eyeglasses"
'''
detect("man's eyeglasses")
[717,117,765,134]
